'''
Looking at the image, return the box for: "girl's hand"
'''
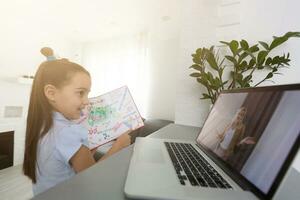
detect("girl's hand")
[238,136,256,146]
[90,148,98,155]
[114,130,132,150]
[98,130,132,162]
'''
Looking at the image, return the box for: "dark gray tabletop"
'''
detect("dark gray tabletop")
[32,124,200,200]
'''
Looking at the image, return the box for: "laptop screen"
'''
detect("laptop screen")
[196,85,300,196]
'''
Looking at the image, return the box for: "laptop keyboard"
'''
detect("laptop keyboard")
[165,142,232,189]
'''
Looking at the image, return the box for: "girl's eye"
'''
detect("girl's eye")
[78,91,85,96]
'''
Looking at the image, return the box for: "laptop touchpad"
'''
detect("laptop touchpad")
[137,148,165,164]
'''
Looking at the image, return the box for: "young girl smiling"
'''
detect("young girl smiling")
[23,51,131,195]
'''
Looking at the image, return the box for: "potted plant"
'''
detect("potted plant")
[189,31,300,104]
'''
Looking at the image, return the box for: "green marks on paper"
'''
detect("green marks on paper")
[87,105,116,126]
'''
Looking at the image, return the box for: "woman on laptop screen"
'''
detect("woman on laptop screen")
[214,107,256,160]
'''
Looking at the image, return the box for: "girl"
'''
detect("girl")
[214,107,255,160]
[23,49,131,195]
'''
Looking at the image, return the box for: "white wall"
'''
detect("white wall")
[146,33,178,121]
[240,0,300,85]
[175,0,219,126]
[175,0,300,127]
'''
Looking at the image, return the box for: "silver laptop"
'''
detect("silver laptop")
[124,84,300,200]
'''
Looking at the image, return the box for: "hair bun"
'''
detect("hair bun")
[40,47,56,61]
[40,47,54,57]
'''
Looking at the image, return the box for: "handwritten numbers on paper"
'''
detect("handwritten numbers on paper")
[88,127,97,135]
[103,132,110,140]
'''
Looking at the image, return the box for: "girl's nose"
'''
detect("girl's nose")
[83,96,89,105]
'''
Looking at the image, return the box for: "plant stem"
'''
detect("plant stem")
[254,79,265,87]
[218,59,225,90]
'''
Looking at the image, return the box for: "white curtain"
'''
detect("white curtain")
[82,33,149,117]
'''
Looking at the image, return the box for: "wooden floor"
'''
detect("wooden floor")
[0,165,33,200]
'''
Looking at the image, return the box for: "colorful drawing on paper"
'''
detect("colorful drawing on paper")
[77,86,144,149]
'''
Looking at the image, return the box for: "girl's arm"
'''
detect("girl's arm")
[98,131,131,161]
[69,145,96,173]
[69,130,131,173]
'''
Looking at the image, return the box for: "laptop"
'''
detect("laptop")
[124,84,300,200]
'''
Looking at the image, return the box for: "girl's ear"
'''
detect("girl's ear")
[44,84,57,102]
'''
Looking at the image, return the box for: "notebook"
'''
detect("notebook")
[77,86,144,149]
[125,84,300,200]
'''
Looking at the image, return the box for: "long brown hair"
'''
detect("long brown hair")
[23,59,90,183]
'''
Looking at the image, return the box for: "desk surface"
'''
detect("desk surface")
[32,124,200,200]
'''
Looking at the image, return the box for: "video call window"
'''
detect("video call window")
[197,90,300,194]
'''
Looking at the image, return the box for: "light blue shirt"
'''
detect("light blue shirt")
[33,112,88,195]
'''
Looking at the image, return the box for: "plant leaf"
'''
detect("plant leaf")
[265,57,272,66]
[284,32,300,38]
[269,32,300,50]
[240,39,249,50]
[189,64,202,71]
[272,56,280,65]
[190,73,201,77]
[247,59,256,69]
[240,61,247,70]
[257,50,268,65]
[207,72,214,83]
[220,41,230,46]
[244,75,252,82]
[269,37,288,50]
[249,44,259,53]
[237,52,249,64]
[192,57,202,64]
[206,51,219,70]
[197,78,208,86]
[229,40,239,55]
[266,72,273,79]
[243,50,256,60]
[225,55,238,66]
[195,48,202,55]
[222,80,229,86]
[259,41,269,50]
[197,77,205,82]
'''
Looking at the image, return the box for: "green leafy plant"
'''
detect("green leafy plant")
[189,31,300,104]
